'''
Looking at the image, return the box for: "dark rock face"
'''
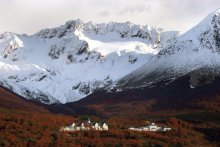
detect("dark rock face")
[189,68,218,88]
[66,52,74,63]
[22,89,59,104]
[3,41,20,59]
[212,14,220,50]
[71,76,113,97]
[77,41,89,55]
[48,45,59,59]
[58,30,67,38]
[48,39,89,63]
[37,75,47,81]
[78,82,90,95]
[34,20,83,39]
[128,55,137,64]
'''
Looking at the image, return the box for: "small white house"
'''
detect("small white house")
[76,126,81,131]
[161,127,172,132]
[71,123,76,127]
[81,123,85,130]
[93,123,102,130]
[102,123,108,131]
[129,128,142,131]
[62,123,76,131]
[147,123,161,131]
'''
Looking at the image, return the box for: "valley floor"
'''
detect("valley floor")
[0,107,219,146]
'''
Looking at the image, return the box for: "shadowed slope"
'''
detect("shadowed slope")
[0,86,48,113]
[48,75,220,118]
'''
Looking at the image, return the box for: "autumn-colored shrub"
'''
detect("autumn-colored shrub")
[0,107,219,146]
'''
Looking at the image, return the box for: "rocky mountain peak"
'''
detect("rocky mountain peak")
[34,19,163,46]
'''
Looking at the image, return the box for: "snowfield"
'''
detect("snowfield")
[115,9,220,90]
[0,21,163,104]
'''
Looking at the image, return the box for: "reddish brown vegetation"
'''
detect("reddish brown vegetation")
[0,77,219,146]
[0,86,48,113]
[0,107,75,146]
[0,107,219,146]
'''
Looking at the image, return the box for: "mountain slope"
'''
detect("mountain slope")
[0,21,164,104]
[45,9,220,118]
[115,9,220,90]
[47,75,220,118]
[0,86,48,113]
[1,9,220,106]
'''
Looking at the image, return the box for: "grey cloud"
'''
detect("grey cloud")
[99,11,111,17]
[117,4,151,15]
[0,0,220,34]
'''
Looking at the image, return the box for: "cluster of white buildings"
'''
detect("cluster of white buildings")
[61,120,171,133]
[129,123,171,132]
[61,119,109,132]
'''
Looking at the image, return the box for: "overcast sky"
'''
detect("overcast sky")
[0,0,220,35]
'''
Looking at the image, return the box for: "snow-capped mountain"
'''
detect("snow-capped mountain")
[115,9,220,90]
[0,20,164,104]
[2,9,219,105]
